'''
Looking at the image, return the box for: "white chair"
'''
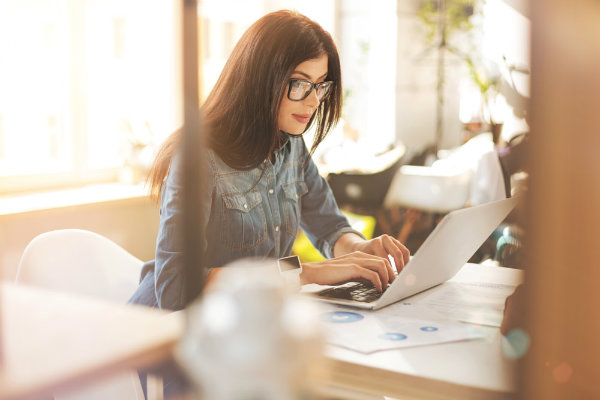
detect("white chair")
[16,229,147,400]
[383,133,506,213]
[383,164,473,213]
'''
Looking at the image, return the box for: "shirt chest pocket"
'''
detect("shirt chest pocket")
[221,190,267,251]
[282,181,308,237]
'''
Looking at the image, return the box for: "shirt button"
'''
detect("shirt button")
[275,226,280,232]
[243,204,248,209]
[268,189,274,194]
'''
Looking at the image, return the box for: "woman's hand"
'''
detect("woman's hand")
[301,251,395,292]
[334,233,411,274]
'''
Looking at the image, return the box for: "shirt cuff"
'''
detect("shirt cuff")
[322,227,366,259]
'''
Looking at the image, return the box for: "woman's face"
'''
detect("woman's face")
[277,54,329,135]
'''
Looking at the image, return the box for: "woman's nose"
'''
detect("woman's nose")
[304,88,320,107]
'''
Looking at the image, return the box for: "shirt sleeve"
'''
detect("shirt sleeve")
[153,150,214,310]
[298,141,365,258]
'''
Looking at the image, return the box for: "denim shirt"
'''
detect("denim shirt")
[129,135,362,310]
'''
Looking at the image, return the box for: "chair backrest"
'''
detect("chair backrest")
[15,229,146,400]
[16,229,143,303]
[327,146,409,209]
[383,165,473,213]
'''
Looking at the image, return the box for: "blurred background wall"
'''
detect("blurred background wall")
[0,195,159,280]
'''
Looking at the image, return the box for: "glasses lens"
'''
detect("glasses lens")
[316,82,332,100]
[289,80,311,101]
[288,80,333,101]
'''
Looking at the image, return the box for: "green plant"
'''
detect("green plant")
[417,0,477,44]
[463,54,501,125]
[415,0,484,152]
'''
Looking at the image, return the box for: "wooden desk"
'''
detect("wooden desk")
[0,283,183,400]
[322,264,524,400]
[0,264,522,400]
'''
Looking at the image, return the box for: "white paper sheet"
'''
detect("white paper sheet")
[319,303,486,354]
[408,281,517,327]
[308,264,523,353]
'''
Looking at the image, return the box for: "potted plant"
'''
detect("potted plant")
[416,0,481,153]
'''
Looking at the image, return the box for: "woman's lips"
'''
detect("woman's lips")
[292,114,311,124]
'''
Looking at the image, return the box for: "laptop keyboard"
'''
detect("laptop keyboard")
[317,281,384,303]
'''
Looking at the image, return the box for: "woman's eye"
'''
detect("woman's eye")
[291,83,303,93]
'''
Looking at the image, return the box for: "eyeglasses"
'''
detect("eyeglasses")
[287,78,333,102]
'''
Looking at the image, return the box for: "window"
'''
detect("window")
[0,0,181,193]
[1,0,395,195]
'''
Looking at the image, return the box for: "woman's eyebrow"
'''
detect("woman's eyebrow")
[292,70,329,81]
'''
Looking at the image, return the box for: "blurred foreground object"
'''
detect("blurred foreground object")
[177,259,326,400]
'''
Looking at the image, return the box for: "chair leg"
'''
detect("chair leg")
[146,374,164,400]
[376,208,394,236]
[397,209,421,244]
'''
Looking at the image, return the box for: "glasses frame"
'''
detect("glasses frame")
[287,78,333,102]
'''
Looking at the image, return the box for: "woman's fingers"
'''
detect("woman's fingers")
[381,235,410,273]
[301,240,411,290]
[302,252,392,290]
[352,235,411,277]
[396,237,411,265]
[348,251,392,286]
[350,264,383,291]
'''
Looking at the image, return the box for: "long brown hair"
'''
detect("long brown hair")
[147,10,343,199]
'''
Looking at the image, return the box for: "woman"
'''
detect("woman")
[129,10,410,311]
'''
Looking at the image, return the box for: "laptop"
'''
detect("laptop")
[313,196,519,310]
